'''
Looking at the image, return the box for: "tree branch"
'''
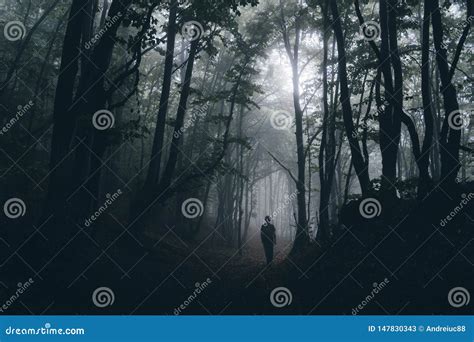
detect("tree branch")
[267,150,298,184]
[448,3,472,82]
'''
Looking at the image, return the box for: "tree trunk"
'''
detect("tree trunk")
[282,13,309,251]
[418,0,435,198]
[43,0,89,218]
[330,0,370,195]
[318,0,334,243]
[145,0,178,188]
[430,0,462,186]
[157,39,199,194]
[378,0,399,199]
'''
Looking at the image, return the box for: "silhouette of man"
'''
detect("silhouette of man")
[261,216,276,265]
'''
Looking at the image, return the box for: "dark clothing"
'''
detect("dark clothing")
[261,223,276,264]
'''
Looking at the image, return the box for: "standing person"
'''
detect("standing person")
[261,216,276,265]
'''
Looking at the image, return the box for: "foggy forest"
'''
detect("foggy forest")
[0,0,473,315]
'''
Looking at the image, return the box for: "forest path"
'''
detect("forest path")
[136,222,295,313]
[181,229,295,314]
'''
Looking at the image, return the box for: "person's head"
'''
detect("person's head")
[264,215,271,224]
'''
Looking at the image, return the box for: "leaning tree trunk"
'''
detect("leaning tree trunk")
[43,0,88,219]
[145,0,178,189]
[330,0,370,195]
[430,0,463,187]
[157,39,199,195]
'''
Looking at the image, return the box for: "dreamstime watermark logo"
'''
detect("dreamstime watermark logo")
[84,189,122,227]
[0,100,34,136]
[352,101,388,139]
[173,277,213,315]
[181,21,204,42]
[440,193,473,228]
[359,198,382,219]
[0,278,34,313]
[352,278,390,315]
[352,121,369,139]
[95,3,104,12]
[270,287,292,308]
[269,111,292,130]
[84,12,123,49]
[447,110,470,130]
[376,100,390,116]
[92,287,115,308]
[181,198,204,219]
[359,21,380,41]
[5,323,85,336]
[92,109,115,130]
[454,15,474,34]
[3,198,26,219]
[3,21,26,41]
[174,103,209,138]
[263,190,299,225]
[261,17,296,50]
[440,42,448,50]
[448,287,470,308]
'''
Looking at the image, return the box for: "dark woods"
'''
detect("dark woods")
[0,0,472,314]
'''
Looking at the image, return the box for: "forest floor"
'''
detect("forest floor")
[1,185,473,315]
